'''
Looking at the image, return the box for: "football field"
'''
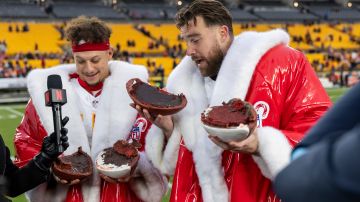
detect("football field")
[0,87,349,202]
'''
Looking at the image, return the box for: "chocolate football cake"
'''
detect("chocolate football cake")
[201,98,257,132]
[126,78,187,115]
[52,147,93,182]
[96,139,141,178]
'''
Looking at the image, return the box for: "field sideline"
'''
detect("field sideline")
[0,87,349,202]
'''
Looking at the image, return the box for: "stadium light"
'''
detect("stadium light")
[335,0,353,7]
[347,1,352,8]
[281,0,300,8]
[177,1,183,6]
[293,1,299,8]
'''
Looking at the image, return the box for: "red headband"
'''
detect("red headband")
[72,40,110,52]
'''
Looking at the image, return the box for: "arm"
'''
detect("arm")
[274,123,360,202]
[253,47,331,179]
[130,115,168,202]
[9,100,69,196]
[132,104,181,176]
[14,100,47,167]
[296,83,360,149]
[212,46,332,179]
[4,146,48,197]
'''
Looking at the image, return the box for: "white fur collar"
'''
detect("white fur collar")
[165,29,290,202]
[26,61,148,202]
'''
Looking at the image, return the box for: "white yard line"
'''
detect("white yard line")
[3,107,24,117]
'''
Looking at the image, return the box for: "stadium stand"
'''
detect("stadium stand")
[52,2,127,20]
[0,0,359,103]
[0,1,48,19]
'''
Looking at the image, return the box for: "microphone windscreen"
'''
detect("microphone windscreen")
[47,74,63,89]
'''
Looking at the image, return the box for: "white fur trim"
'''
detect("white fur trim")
[156,29,290,202]
[26,61,148,202]
[252,126,292,180]
[145,124,181,175]
[130,152,168,202]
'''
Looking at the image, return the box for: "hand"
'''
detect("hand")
[53,175,81,186]
[42,116,70,160]
[209,129,259,154]
[99,173,132,183]
[33,117,69,171]
[130,103,174,140]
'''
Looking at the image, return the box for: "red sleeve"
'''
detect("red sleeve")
[128,114,152,152]
[281,49,331,145]
[249,45,332,146]
[14,100,48,167]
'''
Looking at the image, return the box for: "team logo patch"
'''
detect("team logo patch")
[130,117,148,141]
[254,101,270,119]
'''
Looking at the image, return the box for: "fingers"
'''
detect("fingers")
[118,175,131,182]
[62,116,69,126]
[99,173,120,184]
[131,104,158,121]
[49,132,57,142]
[54,175,68,184]
[62,141,69,150]
[60,135,68,142]
[54,174,81,185]
[129,103,136,109]
[208,132,259,154]
[60,128,68,136]
[69,179,80,185]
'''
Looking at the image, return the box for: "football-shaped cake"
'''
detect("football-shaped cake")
[126,78,187,116]
[201,98,257,141]
[52,147,93,182]
[96,139,141,179]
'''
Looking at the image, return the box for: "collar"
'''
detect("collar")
[69,73,103,96]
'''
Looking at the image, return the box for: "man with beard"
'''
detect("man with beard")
[137,0,332,201]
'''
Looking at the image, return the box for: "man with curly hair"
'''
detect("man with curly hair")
[14,16,167,202]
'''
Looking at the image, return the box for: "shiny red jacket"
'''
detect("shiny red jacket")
[14,101,149,202]
[169,44,331,202]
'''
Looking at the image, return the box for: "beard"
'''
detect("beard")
[197,43,224,78]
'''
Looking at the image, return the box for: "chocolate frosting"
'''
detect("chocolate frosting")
[133,82,182,107]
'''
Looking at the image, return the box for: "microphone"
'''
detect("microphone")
[45,74,67,153]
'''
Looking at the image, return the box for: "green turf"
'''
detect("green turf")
[0,87,349,202]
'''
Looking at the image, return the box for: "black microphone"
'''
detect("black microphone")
[45,74,67,153]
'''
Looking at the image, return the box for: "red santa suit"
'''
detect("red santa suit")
[14,61,167,202]
[145,29,332,202]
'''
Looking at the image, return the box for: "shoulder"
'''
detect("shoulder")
[256,44,308,76]
[262,44,305,63]
[109,60,148,81]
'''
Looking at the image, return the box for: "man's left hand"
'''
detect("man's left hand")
[209,129,259,154]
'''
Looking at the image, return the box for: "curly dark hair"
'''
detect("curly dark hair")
[65,16,112,44]
[175,0,233,36]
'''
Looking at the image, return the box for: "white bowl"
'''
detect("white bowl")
[202,122,250,142]
[96,150,131,179]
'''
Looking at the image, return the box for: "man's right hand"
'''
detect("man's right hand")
[53,175,81,186]
[130,103,174,140]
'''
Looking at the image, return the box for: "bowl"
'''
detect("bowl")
[201,98,257,142]
[52,147,93,182]
[96,140,140,179]
[126,78,187,116]
[96,150,139,179]
[202,122,250,142]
